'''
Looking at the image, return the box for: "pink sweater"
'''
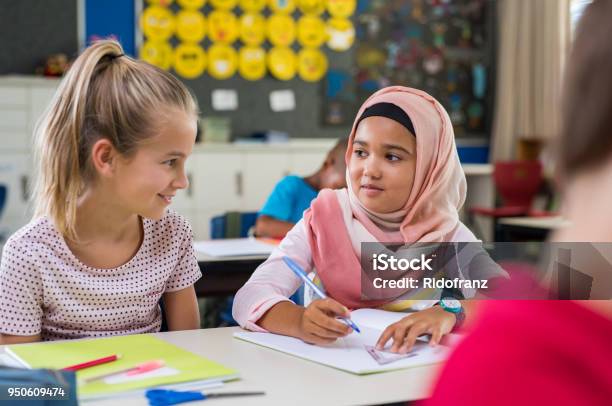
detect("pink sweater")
[232,219,478,332]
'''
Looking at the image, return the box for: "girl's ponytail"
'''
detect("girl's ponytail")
[32,40,197,241]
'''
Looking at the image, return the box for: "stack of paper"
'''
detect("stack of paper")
[234,308,450,374]
[6,334,238,399]
[194,238,276,257]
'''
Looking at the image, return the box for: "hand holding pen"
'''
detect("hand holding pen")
[282,256,360,346]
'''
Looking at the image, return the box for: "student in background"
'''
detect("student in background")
[0,40,201,343]
[255,138,347,239]
[234,86,496,351]
[426,1,612,404]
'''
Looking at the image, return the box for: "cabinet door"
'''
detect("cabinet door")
[242,152,291,211]
[0,154,33,244]
[289,151,327,177]
[29,86,58,133]
[169,156,197,212]
[193,152,243,211]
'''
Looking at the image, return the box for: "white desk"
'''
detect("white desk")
[1,328,441,405]
[498,216,570,230]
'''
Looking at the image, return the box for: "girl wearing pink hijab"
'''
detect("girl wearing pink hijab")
[233,86,480,352]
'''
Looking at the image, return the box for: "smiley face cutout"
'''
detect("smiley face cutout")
[173,43,207,78]
[141,6,176,41]
[208,43,238,79]
[140,40,174,70]
[240,13,266,46]
[298,48,327,82]
[267,13,296,47]
[176,10,206,42]
[239,46,267,80]
[297,15,326,48]
[208,10,238,43]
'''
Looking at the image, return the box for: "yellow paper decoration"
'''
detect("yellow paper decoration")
[298,48,328,82]
[141,6,175,41]
[173,43,207,79]
[208,10,238,43]
[326,18,355,51]
[176,10,206,42]
[177,0,206,9]
[297,15,326,48]
[146,0,174,6]
[239,46,267,80]
[298,0,324,15]
[268,47,297,81]
[266,13,296,47]
[239,0,266,12]
[208,44,238,79]
[268,0,296,14]
[326,0,356,18]
[210,0,238,10]
[239,13,266,46]
[139,40,174,70]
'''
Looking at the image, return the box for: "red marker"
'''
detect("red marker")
[62,354,121,372]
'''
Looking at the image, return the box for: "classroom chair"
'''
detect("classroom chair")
[469,161,553,240]
[210,211,258,239]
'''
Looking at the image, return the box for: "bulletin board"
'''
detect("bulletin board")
[330,0,497,136]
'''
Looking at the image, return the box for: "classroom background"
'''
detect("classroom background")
[0,0,589,292]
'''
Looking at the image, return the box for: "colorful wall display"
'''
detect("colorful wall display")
[138,0,356,81]
[325,0,495,137]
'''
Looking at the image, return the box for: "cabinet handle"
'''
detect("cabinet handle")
[20,175,29,201]
[235,172,243,197]
[186,173,193,197]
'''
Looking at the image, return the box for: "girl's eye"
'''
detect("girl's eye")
[354,149,367,158]
[163,159,177,167]
[386,154,401,162]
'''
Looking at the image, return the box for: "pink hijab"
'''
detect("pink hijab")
[303,86,468,309]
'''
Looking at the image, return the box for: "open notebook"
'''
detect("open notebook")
[5,334,238,399]
[234,308,452,375]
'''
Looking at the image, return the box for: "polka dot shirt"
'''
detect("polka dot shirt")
[0,210,201,341]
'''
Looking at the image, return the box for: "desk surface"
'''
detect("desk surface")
[498,216,571,230]
[1,328,441,405]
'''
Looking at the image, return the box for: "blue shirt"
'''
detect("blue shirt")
[259,175,318,224]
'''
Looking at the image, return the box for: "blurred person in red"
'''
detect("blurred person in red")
[424,1,612,404]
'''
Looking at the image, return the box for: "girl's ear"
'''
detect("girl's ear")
[90,138,118,177]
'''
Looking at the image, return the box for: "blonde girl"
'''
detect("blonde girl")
[0,40,201,343]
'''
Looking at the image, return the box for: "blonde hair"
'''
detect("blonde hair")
[32,39,198,241]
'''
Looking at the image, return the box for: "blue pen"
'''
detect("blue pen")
[145,389,265,406]
[282,256,361,333]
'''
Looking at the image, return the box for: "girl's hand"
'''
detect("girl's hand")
[297,298,353,345]
[376,306,456,353]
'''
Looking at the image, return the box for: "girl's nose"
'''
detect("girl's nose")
[174,170,189,190]
[363,157,382,179]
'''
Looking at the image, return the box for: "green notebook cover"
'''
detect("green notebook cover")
[6,334,238,397]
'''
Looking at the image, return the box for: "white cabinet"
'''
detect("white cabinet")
[289,151,326,176]
[242,152,291,211]
[0,78,59,152]
[194,153,243,210]
[29,87,58,132]
[168,145,331,240]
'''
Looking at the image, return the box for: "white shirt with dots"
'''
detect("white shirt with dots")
[0,210,201,341]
